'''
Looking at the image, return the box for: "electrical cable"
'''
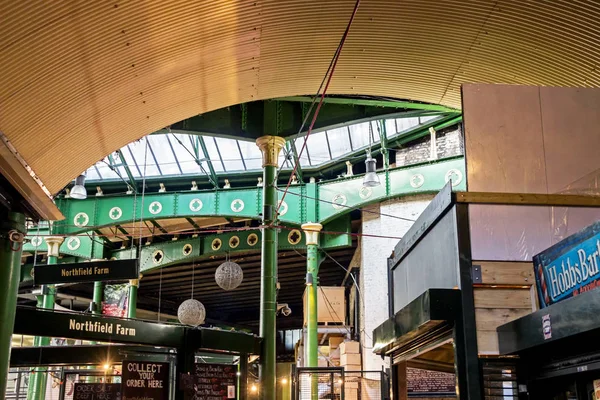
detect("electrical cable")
[276,0,361,214]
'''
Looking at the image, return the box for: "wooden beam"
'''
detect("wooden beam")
[473,261,534,286]
[456,191,600,207]
[473,288,531,309]
[0,136,63,220]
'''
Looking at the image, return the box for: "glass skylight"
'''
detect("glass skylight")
[85,115,444,182]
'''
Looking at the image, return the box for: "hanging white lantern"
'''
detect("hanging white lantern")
[177,299,206,326]
[215,261,243,290]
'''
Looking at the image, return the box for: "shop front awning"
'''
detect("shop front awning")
[372,289,461,358]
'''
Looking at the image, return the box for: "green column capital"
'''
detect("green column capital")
[301,223,323,246]
[44,236,64,257]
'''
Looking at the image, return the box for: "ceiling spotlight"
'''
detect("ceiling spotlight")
[70,174,87,200]
[363,152,380,188]
[281,378,288,385]
[250,384,258,393]
[103,363,110,370]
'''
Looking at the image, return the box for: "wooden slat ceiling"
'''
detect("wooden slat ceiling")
[1,0,599,196]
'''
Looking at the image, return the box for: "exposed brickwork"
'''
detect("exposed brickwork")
[395,124,463,167]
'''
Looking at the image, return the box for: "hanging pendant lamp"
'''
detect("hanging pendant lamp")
[70,173,88,200]
[363,152,380,187]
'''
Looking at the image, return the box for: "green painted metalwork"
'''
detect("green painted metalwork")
[305,245,320,369]
[23,231,102,259]
[259,157,278,400]
[277,96,460,113]
[51,157,465,235]
[128,283,137,319]
[163,97,457,141]
[92,282,103,315]
[0,211,25,400]
[29,254,58,400]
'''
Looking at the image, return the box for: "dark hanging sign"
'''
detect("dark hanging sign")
[181,363,238,399]
[534,221,600,308]
[13,307,185,348]
[73,383,122,400]
[33,259,139,285]
[122,361,170,400]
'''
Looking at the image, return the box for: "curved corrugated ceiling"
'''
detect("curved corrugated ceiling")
[1,0,599,194]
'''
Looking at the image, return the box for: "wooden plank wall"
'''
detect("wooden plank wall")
[472,261,537,355]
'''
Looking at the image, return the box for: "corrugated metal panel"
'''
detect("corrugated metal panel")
[1,0,600,195]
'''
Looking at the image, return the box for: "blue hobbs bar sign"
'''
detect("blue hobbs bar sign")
[534,221,600,308]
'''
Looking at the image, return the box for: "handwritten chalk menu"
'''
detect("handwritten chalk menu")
[73,383,121,400]
[407,368,455,394]
[122,361,169,400]
[185,363,237,400]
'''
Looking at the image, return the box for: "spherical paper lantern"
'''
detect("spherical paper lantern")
[215,261,243,290]
[177,299,206,326]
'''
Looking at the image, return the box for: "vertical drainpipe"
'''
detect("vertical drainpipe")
[0,211,25,400]
[255,136,286,400]
[29,235,64,400]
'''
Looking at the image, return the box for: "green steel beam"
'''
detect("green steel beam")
[84,115,461,193]
[106,151,137,193]
[286,141,303,182]
[22,216,352,282]
[48,156,465,235]
[277,96,459,113]
[197,136,219,189]
[160,98,453,141]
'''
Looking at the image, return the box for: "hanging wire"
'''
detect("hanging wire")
[276,0,361,215]
[190,258,195,300]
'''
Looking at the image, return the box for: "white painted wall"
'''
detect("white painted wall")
[358,194,434,371]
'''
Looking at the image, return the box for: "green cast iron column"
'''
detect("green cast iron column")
[29,236,63,400]
[0,211,25,400]
[256,136,286,400]
[127,276,140,318]
[301,223,323,368]
[93,281,104,315]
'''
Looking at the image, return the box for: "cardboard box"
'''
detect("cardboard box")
[339,341,360,355]
[329,336,344,349]
[345,388,358,399]
[344,381,359,389]
[303,286,346,324]
[340,353,361,366]
[343,364,361,372]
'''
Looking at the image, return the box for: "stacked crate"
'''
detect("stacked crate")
[328,337,344,366]
[339,341,361,371]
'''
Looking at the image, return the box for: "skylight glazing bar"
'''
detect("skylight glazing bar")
[324,131,333,160]
[347,126,354,151]
[165,135,183,174]
[236,140,247,170]
[125,145,143,176]
[146,138,163,175]
[212,137,226,171]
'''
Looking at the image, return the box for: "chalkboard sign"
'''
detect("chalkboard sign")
[182,363,237,400]
[407,368,455,394]
[73,383,121,400]
[122,361,169,400]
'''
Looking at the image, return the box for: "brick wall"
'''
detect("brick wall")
[395,124,463,167]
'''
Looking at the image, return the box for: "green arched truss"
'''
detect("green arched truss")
[53,156,464,235]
